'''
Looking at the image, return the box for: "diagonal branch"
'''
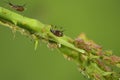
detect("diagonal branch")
[0,7,120,80]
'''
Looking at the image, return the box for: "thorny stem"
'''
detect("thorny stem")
[0,7,120,80]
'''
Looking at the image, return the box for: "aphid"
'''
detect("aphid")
[47,40,58,49]
[6,1,25,12]
[50,25,64,37]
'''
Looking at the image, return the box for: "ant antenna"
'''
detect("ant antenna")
[3,0,14,6]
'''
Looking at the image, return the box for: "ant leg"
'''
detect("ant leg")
[59,26,65,32]
[50,25,54,30]
[54,25,57,30]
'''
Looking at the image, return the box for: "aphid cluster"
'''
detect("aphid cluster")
[74,33,102,55]
[50,25,64,37]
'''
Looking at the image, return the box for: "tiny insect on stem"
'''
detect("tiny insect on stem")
[50,25,64,37]
[5,0,25,12]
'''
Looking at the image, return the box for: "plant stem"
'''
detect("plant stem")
[0,7,120,80]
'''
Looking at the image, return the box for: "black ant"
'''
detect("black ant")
[50,25,64,37]
[5,0,25,12]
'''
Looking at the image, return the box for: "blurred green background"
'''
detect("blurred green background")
[0,0,120,80]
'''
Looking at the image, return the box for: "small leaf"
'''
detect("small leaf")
[34,39,39,50]
[102,72,113,76]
